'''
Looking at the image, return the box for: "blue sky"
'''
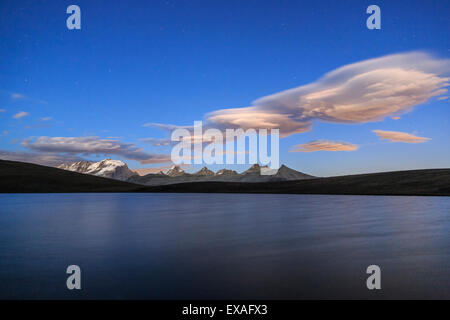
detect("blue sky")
[0,0,449,176]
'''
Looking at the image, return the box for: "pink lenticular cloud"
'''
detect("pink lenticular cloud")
[290,140,358,152]
[205,52,450,137]
[372,130,431,143]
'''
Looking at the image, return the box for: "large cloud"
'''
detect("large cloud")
[0,150,85,167]
[206,52,449,137]
[373,130,431,143]
[22,136,171,164]
[290,140,358,152]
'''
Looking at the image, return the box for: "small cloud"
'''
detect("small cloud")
[3,91,47,104]
[141,137,174,146]
[373,130,431,143]
[1,131,8,136]
[25,123,52,129]
[437,96,448,100]
[13,111,29,119]
[11,93,25,99]
[41,117,52,121]
[391,116,401,120]
[290,140,358,152]
[143,122,194,131]
[0,109,5,112]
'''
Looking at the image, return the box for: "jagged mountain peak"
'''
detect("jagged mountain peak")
[243,163,269,174]
[166,165,186,177]
[216,168,238,176]
[194,166,215,176]
[57,160,93,172]
[273,164,314,180]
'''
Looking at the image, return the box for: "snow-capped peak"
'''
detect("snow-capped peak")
[166,165,185,177]
[57,158,136,181]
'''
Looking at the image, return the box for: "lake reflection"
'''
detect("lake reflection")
[0,193,449,299]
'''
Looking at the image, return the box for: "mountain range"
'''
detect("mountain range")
[129,164,314,186]
[57,159,315,186]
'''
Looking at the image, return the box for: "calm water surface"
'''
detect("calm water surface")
[0,193,449,299]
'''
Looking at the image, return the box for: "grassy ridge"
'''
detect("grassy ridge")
[0,160,141,193]
[1,159,449,196]
[143,169,450,196]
